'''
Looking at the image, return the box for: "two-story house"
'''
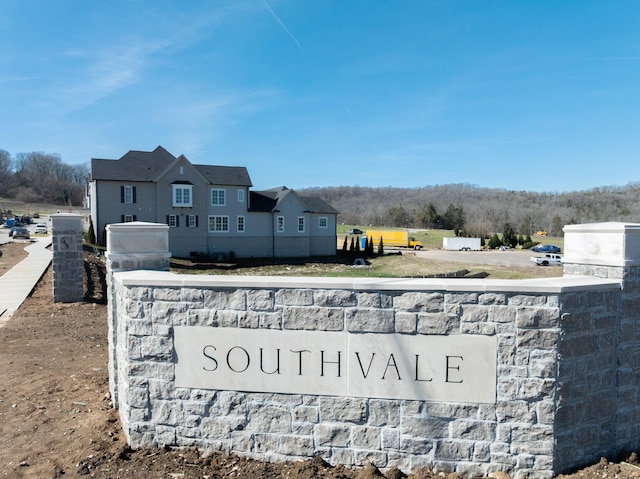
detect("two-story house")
[89,146,338,259]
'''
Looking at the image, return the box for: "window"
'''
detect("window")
[173,185,192,207]
[237,189,245,202]
[298,216,305,233]
[318,217,328,228]
[208,215,229,232]
[121,215,136,222]
[121,185,136,204]
[167,214,178,227]
[276,216,284,233]
[211,188,226,206]
[187,215,198,228]
[237,215,245,233]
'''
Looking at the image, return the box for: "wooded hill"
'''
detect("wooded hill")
[300,183,640,237]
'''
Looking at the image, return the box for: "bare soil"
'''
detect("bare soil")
[0,241,638,478]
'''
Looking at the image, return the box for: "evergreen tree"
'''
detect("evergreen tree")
[488,233,501,249]
[86,217,96,245]
[377,237,384,255]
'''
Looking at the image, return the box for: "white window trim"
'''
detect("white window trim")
[276,216,285,233]
[208,215,229,232]
[237,215,245,233]
[123,185,133,204]
[237,189,245,202]
[298,216,305,233]
[187,215,197,228]
[211,188,226,206]
[318,216,328,228]
[168,214,178,227]
[172,185,193,207]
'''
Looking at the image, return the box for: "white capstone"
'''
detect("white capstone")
[563,222,640,267]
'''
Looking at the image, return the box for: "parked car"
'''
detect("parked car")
[10,226,30,239]
[348,228,363,235]
[531,244,561,253]
[531,253,563,266]
[34,223,48,234]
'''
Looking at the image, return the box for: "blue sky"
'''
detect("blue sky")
[1,1,639,192]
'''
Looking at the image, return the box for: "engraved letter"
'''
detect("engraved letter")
[382,353,401,380]
[202,345,218,372]
[445,355,463,383]
[226,346,250,373]
[321,350,342,377]
[355,352,376,379]
[260,348,281,375]
[414,354,432,382]
[290,349,311,375]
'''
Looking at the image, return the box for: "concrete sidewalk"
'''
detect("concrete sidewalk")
[0,237,53,326]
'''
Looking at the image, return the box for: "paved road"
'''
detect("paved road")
[416,248,538,267]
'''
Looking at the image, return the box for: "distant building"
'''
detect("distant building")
[89,146,338,258]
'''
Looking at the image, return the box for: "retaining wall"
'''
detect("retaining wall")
[105,221,640,478]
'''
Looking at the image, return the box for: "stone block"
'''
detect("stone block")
[319,397,367,423]
[315,423,351,447]
[394,292,444,312]
[345,308,394,333]
[247,290,274,311]
[352,425,381,449]
[314,289,357,307]
[276,289,314,306]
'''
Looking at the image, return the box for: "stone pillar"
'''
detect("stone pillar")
[563,221,640,456]
[105,222,171,408]
[51,213,84,303]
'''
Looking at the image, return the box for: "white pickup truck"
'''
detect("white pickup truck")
[530,253,563,266]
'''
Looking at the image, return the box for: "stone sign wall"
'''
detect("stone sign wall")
[104,222,640,479]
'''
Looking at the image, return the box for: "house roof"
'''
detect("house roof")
[91,146,176,182]
[91,146,252,186]
[195,165,252,187]
[250,186,339,214]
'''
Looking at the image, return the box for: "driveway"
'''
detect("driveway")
[416,249,537,268]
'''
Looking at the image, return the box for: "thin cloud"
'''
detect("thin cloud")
[338,99,355,119]
[262,0,304,54]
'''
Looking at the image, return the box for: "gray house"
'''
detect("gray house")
[89,146,339,259]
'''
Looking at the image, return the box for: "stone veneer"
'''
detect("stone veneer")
[104,221,640,478]
[51,213,84,302]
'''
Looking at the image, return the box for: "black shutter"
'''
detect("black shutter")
[132,187,137,203]
[195,216,199,227]
[121,215,125,223]
[120,186,125,203]
[166,215,170,225]
[176,216,179,227]
[133,215,137,221]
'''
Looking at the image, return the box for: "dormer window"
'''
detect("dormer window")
[173,184,192,207]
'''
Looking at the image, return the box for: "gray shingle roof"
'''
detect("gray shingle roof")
[91,146,176,181]
[250,186,339,214]
[91,146,252,186]
[195,165,252,187]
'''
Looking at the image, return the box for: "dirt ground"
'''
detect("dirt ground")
[1,241,640,479]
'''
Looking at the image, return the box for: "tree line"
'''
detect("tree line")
[301,183,640,237]
[0,149,89,207]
